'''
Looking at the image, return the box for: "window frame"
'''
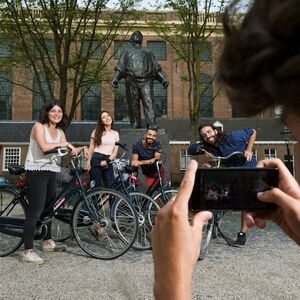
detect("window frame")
[147,41,167,61]
[264,148,277,159]
[180,149,192,171]
[2,147,21,171]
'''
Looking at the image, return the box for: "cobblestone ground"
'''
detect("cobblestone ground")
[0,212,299,299]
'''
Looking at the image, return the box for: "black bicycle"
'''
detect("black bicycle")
[195,148,246,260]
[0,147,138,259]
[111,142,160,251]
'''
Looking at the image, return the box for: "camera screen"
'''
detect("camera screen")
[190,168,278,211]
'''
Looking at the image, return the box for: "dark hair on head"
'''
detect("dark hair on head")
[219,0,300,117]
[38,101,67,130]
[94,111,114,146]
[146,124,158,132]
[198,123,226,146]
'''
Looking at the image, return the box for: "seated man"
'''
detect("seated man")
[188,123,257,247]
[131,127,164,188]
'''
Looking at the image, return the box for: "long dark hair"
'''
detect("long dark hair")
[38,102,67,130]
[94,111,114,146]
[198,123,227,147]
[219,0,300,116]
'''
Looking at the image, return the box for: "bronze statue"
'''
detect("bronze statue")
[111,31,168,129]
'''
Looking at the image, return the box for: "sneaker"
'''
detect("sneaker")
[19,251,44,264]
[234,232,246,247]
[42,240,67,252]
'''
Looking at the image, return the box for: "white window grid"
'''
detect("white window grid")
[264,148,277,159]
[180,149,191,171]
[2,147,21,171]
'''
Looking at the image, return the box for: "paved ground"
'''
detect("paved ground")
[0,212,299,299]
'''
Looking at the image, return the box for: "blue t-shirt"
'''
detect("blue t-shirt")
[188,128,256,168]
[132,140,161,175]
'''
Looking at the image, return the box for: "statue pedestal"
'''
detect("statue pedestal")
[119,128,170,191]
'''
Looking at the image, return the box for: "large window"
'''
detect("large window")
[114,40,131,59]
[81,81,101,120]
[200,73,213,117]
[147,41,166,61]
[32,73,54,120]
[0,40,11,57]
[82,40,101,59]
[114,81,129,122]
[0,73,12,120]
[264,148,277,159]
[180,149,192,170]
[200,41,212,62]
[2,147,21,171]
[153,82,167,116]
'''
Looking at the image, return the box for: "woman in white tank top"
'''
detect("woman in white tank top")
[20,102,77,265]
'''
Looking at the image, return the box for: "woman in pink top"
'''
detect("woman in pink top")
[86,111,119,188]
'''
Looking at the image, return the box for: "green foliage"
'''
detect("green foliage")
[0,0,141,125]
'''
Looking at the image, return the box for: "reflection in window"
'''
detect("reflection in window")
[82,40,101,59]
[200,41,212,62]
[32,73,54,120]
[147,41,166,61]
[0,73,12,120]
[81,81,101,120]
[153,81,167,117]
[114,40,131,59]
[200,73,213,117]
[0,41,11,57]
[114,81,129,122]
[180,149,192,170]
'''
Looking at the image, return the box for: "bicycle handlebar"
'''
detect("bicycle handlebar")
[115,142,128,151]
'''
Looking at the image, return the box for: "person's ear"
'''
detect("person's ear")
[214,129,218,135]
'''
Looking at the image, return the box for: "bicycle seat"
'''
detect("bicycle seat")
[8,165,25,175]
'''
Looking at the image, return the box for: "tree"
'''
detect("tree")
[0,0,140,126]
[148,0,228,142]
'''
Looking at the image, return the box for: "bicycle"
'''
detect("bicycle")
[0,147,138,260]
[111,142,160,251]
[195,148,246,260]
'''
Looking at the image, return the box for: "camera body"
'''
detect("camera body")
[189,168,278,211]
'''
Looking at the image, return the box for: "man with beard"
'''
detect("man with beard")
[188,123,257,247]
[131,127,164,188]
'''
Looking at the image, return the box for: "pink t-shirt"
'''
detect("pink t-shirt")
[94,130,119,155]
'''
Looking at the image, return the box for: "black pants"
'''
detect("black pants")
[24,171,57,250]
[89,152,114,188]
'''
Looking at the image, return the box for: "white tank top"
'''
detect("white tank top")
[25,125,62,172]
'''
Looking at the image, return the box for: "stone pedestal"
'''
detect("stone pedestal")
[119,128,170,190]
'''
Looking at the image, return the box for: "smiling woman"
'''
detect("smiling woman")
[20,102,78,265]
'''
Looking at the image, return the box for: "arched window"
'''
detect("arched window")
[0,72,12,120]
[200,73,213,117]
[32,73,54,120]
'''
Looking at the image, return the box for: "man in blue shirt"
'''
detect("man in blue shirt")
[188,123,257,246]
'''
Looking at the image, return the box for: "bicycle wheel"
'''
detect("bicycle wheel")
[71,188,138,260]
[129,192,160,251]
[151,187,178,208]
[51,202,73,242]
[0,187,25,256]
[212,211,225,239]
[199,215,214,260]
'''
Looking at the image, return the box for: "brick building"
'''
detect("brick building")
[0,11,298,183]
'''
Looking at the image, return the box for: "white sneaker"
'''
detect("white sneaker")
[19,251,44,264]
[42,240,67,252]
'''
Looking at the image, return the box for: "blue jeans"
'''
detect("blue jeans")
[89,152,114,188]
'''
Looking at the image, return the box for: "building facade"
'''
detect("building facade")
[0,11,298,183]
